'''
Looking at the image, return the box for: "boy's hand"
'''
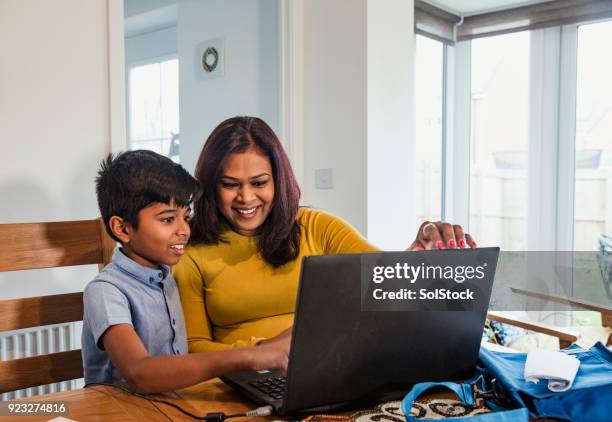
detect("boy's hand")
[249,328,291,373]
[100,323,292,393]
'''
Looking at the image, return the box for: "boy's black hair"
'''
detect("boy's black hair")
[96,150,201,243]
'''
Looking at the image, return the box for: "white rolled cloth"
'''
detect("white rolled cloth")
[524,349,580,392]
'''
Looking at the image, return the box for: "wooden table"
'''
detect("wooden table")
[0,380,497,421]
[0,375,560,421]
[0,380,263,421]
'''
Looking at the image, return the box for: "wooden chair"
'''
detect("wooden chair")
[490,287,612,348]
[487,311,581,349]
[485,243,612,348]
[0,219,115,394]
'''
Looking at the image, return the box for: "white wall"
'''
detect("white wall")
[300,0,368,234]
[0,0,419,302]
[298,0,417,249]
[366,0,416,250]
[177,0,280,174]
[0,0,110,299]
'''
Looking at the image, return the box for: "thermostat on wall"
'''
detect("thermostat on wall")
[195,38,225,79]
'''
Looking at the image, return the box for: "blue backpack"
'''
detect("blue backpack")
[401,342,612,421]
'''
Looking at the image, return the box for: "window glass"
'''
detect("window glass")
[415,35,443,222]
[574,20,612,250]
[470,32,530,250]
[128,58,180,162]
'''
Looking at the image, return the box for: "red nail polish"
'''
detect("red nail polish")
[449,239,456,249]
[436,241,445,249]
[459,239,465,248]
[473,242,477,248]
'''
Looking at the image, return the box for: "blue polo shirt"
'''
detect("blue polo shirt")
[81,247,188,384]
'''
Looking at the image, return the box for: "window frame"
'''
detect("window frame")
[442,17,612,252]
[414,34,450,223]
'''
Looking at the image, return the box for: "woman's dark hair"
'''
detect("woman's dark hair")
[191,116,301,267]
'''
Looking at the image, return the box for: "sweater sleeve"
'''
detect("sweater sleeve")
[305,209,380,254]
[173,250,260,352]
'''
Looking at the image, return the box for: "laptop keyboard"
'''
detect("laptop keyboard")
[248,376,287,400]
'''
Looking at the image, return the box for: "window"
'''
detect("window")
[432,10,612,330]
[469,32,530,250]
[574,20,612,250]
[127,58,180,162]
[415,34,444,222]
[417,11,612,255]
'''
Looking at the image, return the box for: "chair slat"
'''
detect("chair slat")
[0,292,83,331]
[98,218,116,271]
[0,220,104,271]
[487,311,580,348]
[0,350,83,393]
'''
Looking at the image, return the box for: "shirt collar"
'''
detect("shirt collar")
[112,247,170,285]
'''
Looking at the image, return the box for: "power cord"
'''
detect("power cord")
[85,382,273,421]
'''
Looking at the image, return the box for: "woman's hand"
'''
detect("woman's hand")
[409,221,477,251]
[256,327,292,347]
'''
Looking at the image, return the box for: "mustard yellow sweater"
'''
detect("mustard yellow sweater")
[173,208,377,352]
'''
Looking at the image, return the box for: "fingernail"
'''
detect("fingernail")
[449,239,456,249]
[436,241,445,249]
[459,239,465,248]
[472,242,478,248]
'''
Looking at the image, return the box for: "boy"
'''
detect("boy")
[82,150,289,393]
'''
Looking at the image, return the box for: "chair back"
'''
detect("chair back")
[0,218,115,393]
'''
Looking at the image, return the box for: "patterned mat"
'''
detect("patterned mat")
[302,398,491,421]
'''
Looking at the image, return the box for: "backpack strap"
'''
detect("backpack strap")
[401,381,529,421]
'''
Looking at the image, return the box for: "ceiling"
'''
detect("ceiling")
[124,0,176,38]
[422,0,555,16]
[124,3,176,38]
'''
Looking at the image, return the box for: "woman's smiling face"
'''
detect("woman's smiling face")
[217,147,275,236]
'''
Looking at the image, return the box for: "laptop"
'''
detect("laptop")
[221,248,500,416]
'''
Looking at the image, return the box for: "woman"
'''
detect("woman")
[173,116,476,352]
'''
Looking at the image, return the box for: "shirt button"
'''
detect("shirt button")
[172,318,176,325]
[149,277,154,283]
[158,273,163,278]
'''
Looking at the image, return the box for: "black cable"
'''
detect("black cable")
[84,382,271,421]
[149,398,174,421]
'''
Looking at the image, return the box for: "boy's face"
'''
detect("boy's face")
[114,200,192,269]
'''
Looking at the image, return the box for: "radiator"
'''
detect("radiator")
[0,323,82,400]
